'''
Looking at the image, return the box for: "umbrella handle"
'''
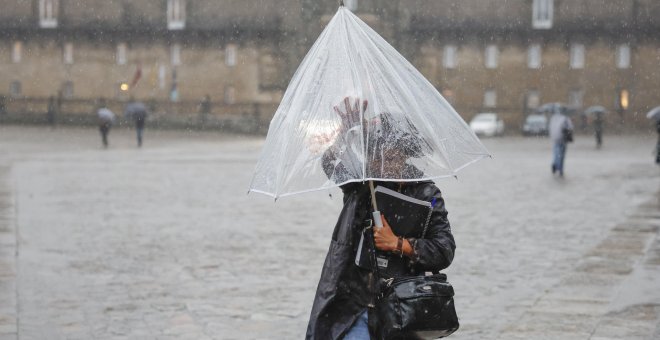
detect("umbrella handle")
[372,211,383,228]
[369,180,383,228]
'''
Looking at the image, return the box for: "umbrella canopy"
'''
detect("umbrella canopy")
[646,106,660,121]
[124,102,148,120]
[249,7,490,199]
[584,105,607,116]
[537,102,567,115]
[97,107,115,122]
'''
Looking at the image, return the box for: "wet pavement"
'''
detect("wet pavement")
[0,125,659,339]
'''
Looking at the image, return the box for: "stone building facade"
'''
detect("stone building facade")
[0,0,658,130]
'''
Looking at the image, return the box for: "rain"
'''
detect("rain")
[1,0,659,339]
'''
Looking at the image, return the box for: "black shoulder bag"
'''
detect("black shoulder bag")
[562,127,573,143]
[373,208,459,339]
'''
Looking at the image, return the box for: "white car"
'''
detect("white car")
[469,113,505,137]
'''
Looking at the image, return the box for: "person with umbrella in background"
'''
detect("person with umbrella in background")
[96,97,115,148]
[124,97,148,147]
[549,104,574,177]
[584,106,607,149]
[647,106,660,164]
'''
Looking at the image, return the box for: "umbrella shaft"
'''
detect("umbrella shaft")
[368,180,383,228]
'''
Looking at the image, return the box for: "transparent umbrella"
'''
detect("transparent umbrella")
[584,105,607,116]
[249,5,490,203]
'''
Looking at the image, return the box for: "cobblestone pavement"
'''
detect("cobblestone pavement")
[0,126,659,340]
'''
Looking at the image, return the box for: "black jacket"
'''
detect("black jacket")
[305,179,456,340]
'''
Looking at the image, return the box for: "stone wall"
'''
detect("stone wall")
[0,0,658,132]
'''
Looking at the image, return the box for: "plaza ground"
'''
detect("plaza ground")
[0,125,659,339]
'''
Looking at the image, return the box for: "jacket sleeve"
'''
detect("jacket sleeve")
[321,143,359,184]
[322,146,338,179]
[408,185,456,272]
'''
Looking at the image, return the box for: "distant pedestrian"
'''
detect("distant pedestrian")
[96,98,115,148]
[0,95,6,113]
[198,94,212,127]
[656,119,660,164]
[47,96,57,127]
[0,95,6,118]
[124,97,148,147]
[549,107,574,177]
[594,111,604,149]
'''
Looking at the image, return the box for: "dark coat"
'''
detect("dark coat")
[305,179,456,340]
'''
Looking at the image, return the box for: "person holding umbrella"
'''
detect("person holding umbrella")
[645,106,660,164]
[307,97,456,339]
[96,97,115,148]
[124,97,148,147]
[584,106,607,149]
[249,5,490,339]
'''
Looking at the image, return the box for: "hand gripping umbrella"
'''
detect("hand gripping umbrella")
[249,4,490,227]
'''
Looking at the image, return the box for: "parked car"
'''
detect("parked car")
[522,113,549,136]
[469,113,505,137]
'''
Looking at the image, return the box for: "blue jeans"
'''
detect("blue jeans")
[553,142,567,175]
[343,311,369,340]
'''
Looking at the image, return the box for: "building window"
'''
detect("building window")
[568,89,583,109]
[62,81,74,98]
[443,45,457,69]
[167,0,186,30]
[12,41,22,63]
[158,64,166,90]
[9,81,22,98]
[225,44,237,67]
[527,44,542,69]
[170,83,179,102]
[616,44,631,69]
[224,86,236,104]
[39,0,58,28]
[345,0,358,11]
[485,44,498,69]
[532,0,553,29]
[569,43,585,69]
[483,89,497,108]
[526,90,540,110]
[116,43,127,65]
[171,44,181,66]
[63,42,73,64]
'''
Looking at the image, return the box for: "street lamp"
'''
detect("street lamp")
[619,89,629,110]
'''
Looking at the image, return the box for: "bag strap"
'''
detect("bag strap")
[421,206,433,239]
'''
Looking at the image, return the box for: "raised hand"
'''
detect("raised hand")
[333,96,368,131]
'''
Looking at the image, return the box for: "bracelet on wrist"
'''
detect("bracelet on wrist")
[394,236,403,257]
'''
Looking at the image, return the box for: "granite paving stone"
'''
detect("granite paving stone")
[0,126,658,339]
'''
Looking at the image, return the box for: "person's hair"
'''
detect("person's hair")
[368,112,428,159]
